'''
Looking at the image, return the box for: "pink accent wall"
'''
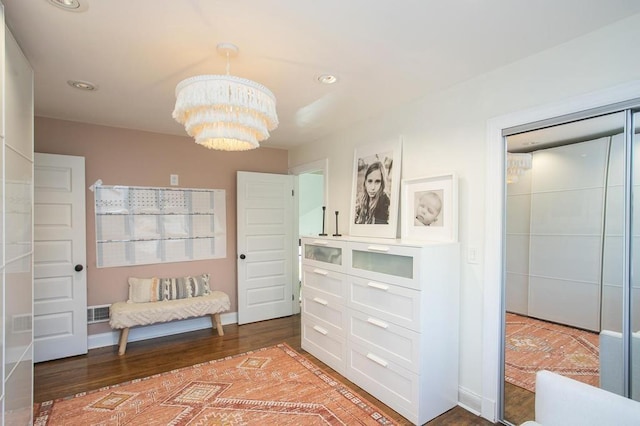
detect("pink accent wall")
[35,117,289,334]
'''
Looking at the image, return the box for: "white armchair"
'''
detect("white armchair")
[520,370,640,426]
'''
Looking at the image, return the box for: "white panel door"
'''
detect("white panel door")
[34,153,87,362]
[237,171,294,325]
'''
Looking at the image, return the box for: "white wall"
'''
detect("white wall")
[289,12,640,419]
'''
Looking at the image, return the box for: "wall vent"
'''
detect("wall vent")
[87,305,111,324]
[12,314,32,333]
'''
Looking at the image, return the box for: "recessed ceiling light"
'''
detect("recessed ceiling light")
[47,0,88,12]
[67,80,98,91]
[48,0,80,9]
[317,74,338,85]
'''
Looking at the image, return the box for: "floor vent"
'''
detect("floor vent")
[87,305,111,324]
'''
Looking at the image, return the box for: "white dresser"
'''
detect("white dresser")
[300,235,460,425]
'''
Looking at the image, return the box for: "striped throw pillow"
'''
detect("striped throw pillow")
[160,273,211,300]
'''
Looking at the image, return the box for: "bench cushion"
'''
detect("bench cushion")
[110,291,230,329]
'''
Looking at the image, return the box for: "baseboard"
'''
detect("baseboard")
[458,385,483,415]
[88,311,238,350]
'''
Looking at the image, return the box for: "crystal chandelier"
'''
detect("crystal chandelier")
[172,43,278,151]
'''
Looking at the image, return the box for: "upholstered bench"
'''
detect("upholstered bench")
[109,274,230,355]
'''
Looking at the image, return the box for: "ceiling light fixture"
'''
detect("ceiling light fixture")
[506,153,532,184]
[67,80,97,91]
[172,43,278,151]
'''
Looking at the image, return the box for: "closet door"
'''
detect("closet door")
[601,133,626,332]
[632,110,640,401]
[527,138,609,331]
[599,112,638,399]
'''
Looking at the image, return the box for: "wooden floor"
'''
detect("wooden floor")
[35,314,503,425]
[504,382,534,425]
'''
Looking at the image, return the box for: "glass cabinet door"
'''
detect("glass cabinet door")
[303,241,343,269]
[351,249,413,280]
[349,243,418,289]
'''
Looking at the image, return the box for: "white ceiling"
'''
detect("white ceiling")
[4,0,640,150]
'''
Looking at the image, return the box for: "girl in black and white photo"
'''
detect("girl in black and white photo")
[354,160,390,224]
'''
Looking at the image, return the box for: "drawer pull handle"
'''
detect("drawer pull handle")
[367,245,390,252]
[313,297,328,306]
[313,268,329,276]
[367,282,389,291]
[367,317,389,329]
[366,353,388,367]
[313,325,328,335]
[312,241,329,246]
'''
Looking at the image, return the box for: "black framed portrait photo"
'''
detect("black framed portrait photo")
[349,138,402,238]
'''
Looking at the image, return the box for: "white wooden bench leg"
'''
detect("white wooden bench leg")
[211,313,224,336]
[118,328,130,355]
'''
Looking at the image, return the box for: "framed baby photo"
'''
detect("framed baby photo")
[401,173,458,242]
[349,137,402,239]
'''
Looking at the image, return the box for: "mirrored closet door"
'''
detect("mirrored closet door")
[502,107,639,425]
[631,110,640,402]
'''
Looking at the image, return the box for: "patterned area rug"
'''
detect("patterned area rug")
[34,343,398,425]
[505,313,599,392]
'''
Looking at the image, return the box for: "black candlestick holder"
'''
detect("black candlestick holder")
[332,210,342,237]
[319,206,327,236]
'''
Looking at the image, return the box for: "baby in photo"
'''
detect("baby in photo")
[414,190,443,226]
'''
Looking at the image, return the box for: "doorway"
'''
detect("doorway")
[290,159,328,302]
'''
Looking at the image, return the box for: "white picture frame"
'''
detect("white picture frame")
[401,173,458,242]
[349,138,402,238]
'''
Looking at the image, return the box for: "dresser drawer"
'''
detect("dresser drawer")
[302,238,348,273]
[349,241,419,289]
[348,276,421,332]
[302,265,347,300]
[348,309,420,373]
[301,317,346,374]
[302,286,346,336]
[346,341,418,424]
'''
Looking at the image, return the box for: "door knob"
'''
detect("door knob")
[75,264,84,272]
[239,254,246,259]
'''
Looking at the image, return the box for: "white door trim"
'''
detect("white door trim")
[289,158,329,209]
[289,158,329,314]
